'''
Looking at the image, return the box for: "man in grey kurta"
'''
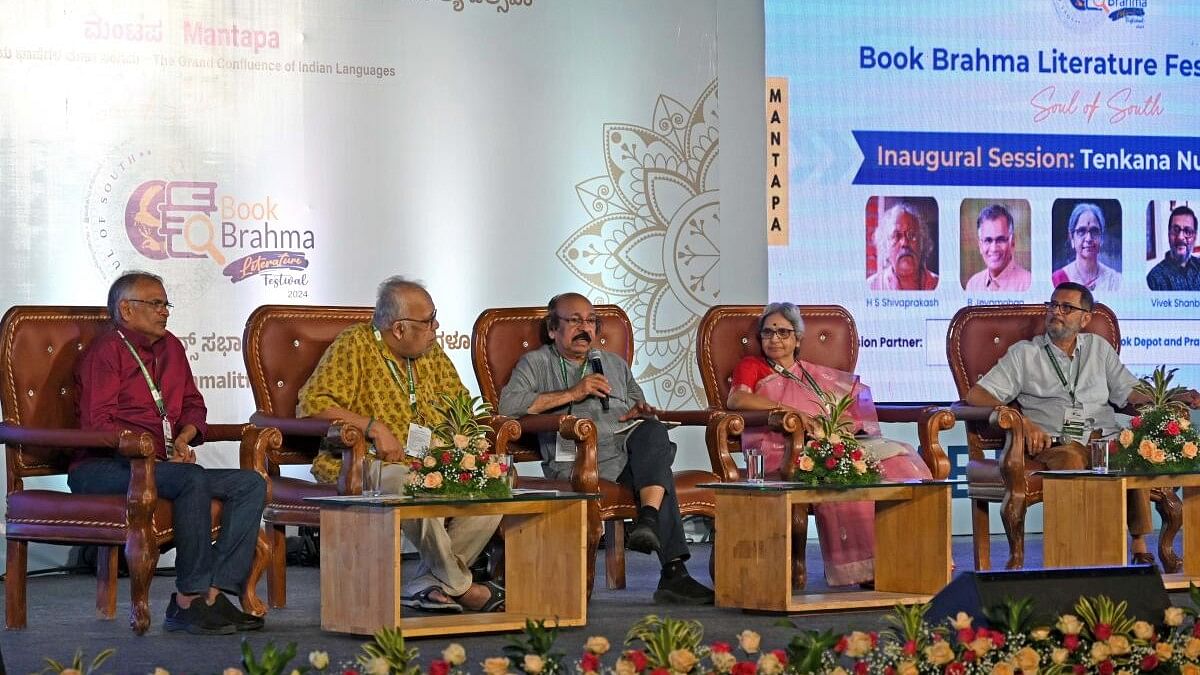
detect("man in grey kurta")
[499,293,714,605]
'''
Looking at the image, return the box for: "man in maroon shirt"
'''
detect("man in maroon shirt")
[69,271,266,635]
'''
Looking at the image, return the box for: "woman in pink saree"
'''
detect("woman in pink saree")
[726,303,932,586]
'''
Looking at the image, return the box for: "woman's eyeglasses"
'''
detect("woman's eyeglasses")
[759,328,796,340]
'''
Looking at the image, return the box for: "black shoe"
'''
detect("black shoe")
[164,593,236,635]
[653,573,715,605]
[627,518,661,554]
[208,593,265,631]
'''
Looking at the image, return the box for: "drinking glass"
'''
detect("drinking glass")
[744,448,765,484]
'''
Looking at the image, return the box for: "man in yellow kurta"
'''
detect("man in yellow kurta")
[297,276,503,613]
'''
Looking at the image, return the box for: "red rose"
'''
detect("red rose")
[946,663,966,675]
[835,636,848,653]
[771,649,787,666]
[902,640,916,656]
[869,632,879,647]
[854,662,868,675]
[956,628,973,643]
[794,455,803,465]
[459,472,471,483]
[990,630,1005,648]
[499,462,509,472]
[1193,622,1200,638]
[1098,659,1114,675]
[1132,416,1143,429]
[1063,634,1079,651]
[808,440,820,449]
[441,452,452,464]
[833,443,845,456]
[1141,654,1159,671]
[581,653,601,672]
[1166,420,1182,436]
[626,650,648,671]
[731,663,757,675]
[961,649,976,661]
[825,457,838,469]
[1094,623,1112,640]
[429,660,450,675]
[650,668,669,675]
[711,642,731,654]
[344,671,360,675]
[1072,666,1086,675]
[851,449,863,461]
[884,668,895,675]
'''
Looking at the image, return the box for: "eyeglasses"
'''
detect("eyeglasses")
[1072,226,1102,239]
[890,230,921,245]
[127,298,173,312]
[395,308,437,328]
[1044,301,1088,316]
[759,328,796,341]
[979,236,1010,246]
[1169,226,1197,238]
[556,315,601,330]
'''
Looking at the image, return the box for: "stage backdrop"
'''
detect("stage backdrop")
[0,0,769,568]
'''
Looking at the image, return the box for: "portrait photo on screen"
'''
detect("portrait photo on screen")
[1145,200,1200,292]
[865,196,939,291]
[1049,199,1122,294]
[959,198,1032,293]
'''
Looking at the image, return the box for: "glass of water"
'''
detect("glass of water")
[744,447,765,484]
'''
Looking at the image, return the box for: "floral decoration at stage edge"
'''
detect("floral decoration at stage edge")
[1112,366,1200,473]
[404,394,512,499]
[558,79,720,411]
[789,391,883,486]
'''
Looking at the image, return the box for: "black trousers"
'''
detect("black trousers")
[617,419,689,565]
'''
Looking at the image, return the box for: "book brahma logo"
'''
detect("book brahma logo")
[1053,0,1147,30]
[123,178,313,284]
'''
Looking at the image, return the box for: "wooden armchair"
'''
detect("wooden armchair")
[472,305,740,593]
[243,305,520,608]
[697,304,953,588]
[947,302,1181,570]
[0,306,277,634]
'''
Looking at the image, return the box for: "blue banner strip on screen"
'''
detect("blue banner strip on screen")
[852,130,1200,189]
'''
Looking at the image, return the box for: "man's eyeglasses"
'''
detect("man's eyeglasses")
[759,328,796,341]
[1044,301,1088,316]
[556,315,601,330]
[890,230,921,245]
[1169,226,1197,239]
[1072,226,1102,239]
[395,308,437,328]
[127,298,173,312]
[979,236,1010,246]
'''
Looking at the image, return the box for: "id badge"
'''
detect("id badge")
[161,416,174,457]
[406,423,432,457]
[1060,405,1089,445]
[554,434,577,463]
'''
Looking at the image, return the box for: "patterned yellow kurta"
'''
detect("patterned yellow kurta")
[297,323,468,483]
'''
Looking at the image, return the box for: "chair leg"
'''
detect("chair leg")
[604,520,627,590]
[999,493,1027,570]
[96,546,118,620]
[585,503,601,598]
[791,506,808,590]
[972,499,992,571]
[124,532,157,635]
[6,539,27,630]
[267,524,288,609]
[1152,487,1183,573]
[240,529,269,618]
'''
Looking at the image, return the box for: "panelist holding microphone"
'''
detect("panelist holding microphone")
[499,293,714,604]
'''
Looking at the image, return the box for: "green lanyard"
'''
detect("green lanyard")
[372,327,418,415]
[767,358,824,398]
[116,330,173,451]
[1043,343,1082,405]
[552,347,590,414]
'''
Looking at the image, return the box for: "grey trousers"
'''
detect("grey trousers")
[618,419,689,566]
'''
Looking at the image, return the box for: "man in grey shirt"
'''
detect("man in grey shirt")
[967,281,1200,565]
[499,293,713,605]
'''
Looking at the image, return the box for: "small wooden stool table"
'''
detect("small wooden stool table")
[705,480,953,613]
[307,491,597,636]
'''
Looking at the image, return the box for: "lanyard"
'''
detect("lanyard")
[372,327,418,414]
[767,358,824,398]
[1043,343,1082,405]
[116,330,173,450]
[552,347,590,414]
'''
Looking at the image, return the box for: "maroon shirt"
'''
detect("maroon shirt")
[74,326,208,466]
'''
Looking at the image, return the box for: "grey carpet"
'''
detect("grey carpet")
[0,534,1181,674]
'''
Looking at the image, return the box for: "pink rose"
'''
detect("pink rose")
[1132,416,1143,429]
[1166,420,1182,436]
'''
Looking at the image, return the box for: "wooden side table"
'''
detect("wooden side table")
[308,492,596,636]
[705,480,953,613]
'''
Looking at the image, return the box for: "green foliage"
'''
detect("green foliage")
[240,640,304,675]
[981,597,1036,634]
[1074,595,1136,638]
[883,602,933,646]
[503,618,565,674]
[357,626,421,675]
[1133,365,1190,415]
[40,647,115,675]
[624,615,706,669]
[782,629,840,674]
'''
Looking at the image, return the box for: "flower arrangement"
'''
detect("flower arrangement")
[1111,366,1199,473]
[404,394,511,499]
[789,391,882,486]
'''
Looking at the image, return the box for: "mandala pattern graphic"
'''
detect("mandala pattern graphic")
[558,80,719,409]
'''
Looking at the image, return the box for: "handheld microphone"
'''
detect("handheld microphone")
[588,349,609,411]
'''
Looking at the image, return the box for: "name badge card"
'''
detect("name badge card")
[555,434,577,463]
[406,423,432,457]
[1060,405,1089,445]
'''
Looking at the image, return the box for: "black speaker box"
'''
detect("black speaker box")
[927,565,1169,627]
